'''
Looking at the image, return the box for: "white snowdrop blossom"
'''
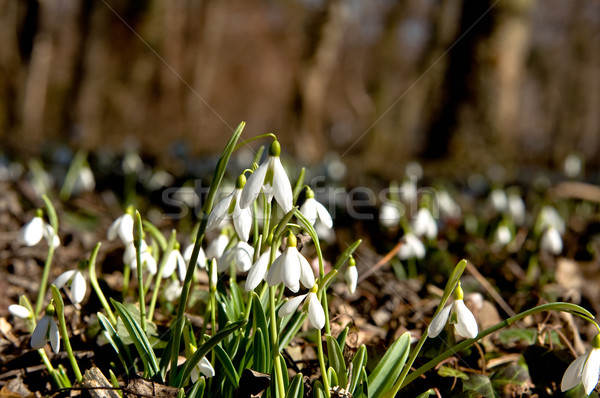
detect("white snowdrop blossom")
[74,165,95,193]
[52,266,87,304]
[183,243,207,269]
[345,257,358,294]
[20,211,58,248]
[401,179,417,204]
[278,285,325,329]
[188,345,215,381]
[561,334,600,395]
[123,240,157,275]
[245,246,281,292]
[489,189,508,212]
[540,226,563,255]
[31,304,60,353]
[398,233,426,260]
[266,232,315,293]
[206,233,229,260]
[107,211,134,244]
[8,304,31,319]
[538,206,566,235]
[43,224,60,248]
[300,187,333,229]
[438,191,461,219]
[428,282,478,339]
[564,153,583,178]
[207,175,253,241]
[507,192,526,226]
[413,208,437,240]
[162,248,187,281]
[240,140,293,213]
[218,241,254,273]
[379,201,402,228]
[494,224,512,246]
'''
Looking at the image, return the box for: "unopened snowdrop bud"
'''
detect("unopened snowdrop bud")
[345,257,358,294]
[20,210,45,246]
[240,139,293,212]
[540,226,563,255]
[564,153,583,179]
[413,208,437,240]
[300,187,333,229]
[8,304,32,319]
[538,206,565,235]
[428,282,478,339]
[562,333,600,395]
[31,303,60,353]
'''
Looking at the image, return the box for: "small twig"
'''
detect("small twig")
[465,261,516,317]
[358,240,403,282]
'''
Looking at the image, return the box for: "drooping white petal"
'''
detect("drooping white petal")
[43,224,60,248]
[379,202,401,228]
[206,234,229,260]
[233,197,252,242]
[541,227,563,255]
[207,191,234,231]
[271,157,293,213]
[452,300,478,339]
[266,255,283,287]
[162,251,178,278]
[245,249,273,292]
[298,252,315,290]
[184,244,207,269]
[300,199,318,226]
[21,217,44,246]
[561,351,588,392]
[315,200,333,229]
[49,319,60,353]
[71,270,87,304]
[234,242,254,272]
[494,225,512,246]
[240,160,269,209]
[413,208,437,240]
[278,294,307,317]
[345,266,358,294]
[281,248,301,293]
[197,356,215,378]
[142,252,157,275]
[117,214,134,244]
[174,250,187,281]
[8,304,31,319]
[52,270,76,289]
[31,316,51,349]
[307,293,325,329]
[427,304,452,338]
[583,348,600,394]
[399,234,426,260]
[107,217,121,241]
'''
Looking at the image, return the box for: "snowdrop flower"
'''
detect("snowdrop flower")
[107,209,134,244]
[209,259,218,291]
[8,304,32,319]
[123,240,157,275]
[401,179,417,204]
[245,243,281,292]
[266,231,315,293]
[52,262,87,304]
[438,191,461,219]
[240,140,293,213]
[540,226,563,255]
[538,206,566,235]
[162,247,187,281]
[206,233,229,260]
[278,284,325,329]
[31,303,60,353]
[163,280,183,301]
[379,201,402,228]
[494,224,512,246]
[561,334,600,395]
[188,345,215,381]
[507,192,526,226]
[218,241,254,273]
[74,165,95,193]
[207,175,252,241]
[19,210,58,248]
[300,187,333,229]
[564,153,583,179]
[428,282,478,339]
[345,256,358,294]
[183,243,207,269]
[398,233,426,260]
[413,208,437,240]
[489,189,508,212]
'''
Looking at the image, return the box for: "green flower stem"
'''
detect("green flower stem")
[261,195,271,248]
[35,195,58,317]
[169,121,244,385]
[392,302,595,395]
[38,349,66,388]
[50,286,83,383]
[269,286,286,396]
[88,243,117,325]
[122,263,131,300]
[233,133,277,152]
[59,150,87,201]
[134,211,147,333]
[316,328,331,398]
[147,230,177,322]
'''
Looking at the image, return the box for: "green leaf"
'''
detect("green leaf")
[328,367,339,388]
[313,381,326,398]
[279,312,307,351]
[336,327,349,352]
[415,389,436,398]
[251,292,271,371]
[111,300,160,378]
[97,312,133,375]
[367,332,411,398]
[142,220,168,252]
[214,344,239,389]
[253,328,268,374]
[498,328,536,345]
[176,319,247,387]
[462,374,498,398]
[285,373,304,398]
[491,363,531,391]
[437,365,468,380]
[325,334,347,388]
[187,377,206,398]
[349,345,367,394]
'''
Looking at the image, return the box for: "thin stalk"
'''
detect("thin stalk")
[38,349,65,388]
[269,287,286,395]
[147,230,177,322]
[122,263,131,300]
[88,243,117,325]
[35,196,59,317]
[316,329,331,398]
[50,286,82,383]
[134,211,147,333]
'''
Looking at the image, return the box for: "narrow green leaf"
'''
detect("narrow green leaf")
[285,373,304,398]
[349,345,367,394]
[328,367,339,388]
[313,381,326,398]
[142,220,168,252]
[98,312,132,375]
[292,167,305,202]
[279,312,307,351]
[415,389,436,398]
[462,374,498,398]
[336,327,349,352]
[438,365,468,380]
[332,239,362,271]
[187,377,206,398]
[367,332,411,398]
[325,334,347,388]
[253,328,267,374]
[214,344,239,389]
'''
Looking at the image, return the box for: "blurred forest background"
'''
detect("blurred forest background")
[0,0,598,180]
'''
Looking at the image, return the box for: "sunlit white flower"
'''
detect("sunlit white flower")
[107,211,134,244]
[489,189,508,212]
[540,226,563,255]
[43,224,60,248]
[345,257,358,294]
[507,192,526,226]
[123,240,157,275]
[438,191,461,219]
[20,214,45,246]
[53,266,87,304]
[183,243,207,269]
[187,344,215,381]
[245,246,281,292]
[401,179,417,204]
[31,304,60,353]
[207,175,253,241]
[74,165,95,193]
[398,233,426,260]
[564,153,583,179]
[379,201,402,228]
[494,224,512,246]
[413,208,437,240]
[240,140,293,213]
[206,233,229,260]
[267,232,315,293]
[561,334,600,395]
[218,241,254,273]
[300,187,333,229]
[278,285,325,329]
[8,304,32,319]
[428,282,478,339]
[538,206,565,235]
[162,248,187,281]
[163,280,183,301]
